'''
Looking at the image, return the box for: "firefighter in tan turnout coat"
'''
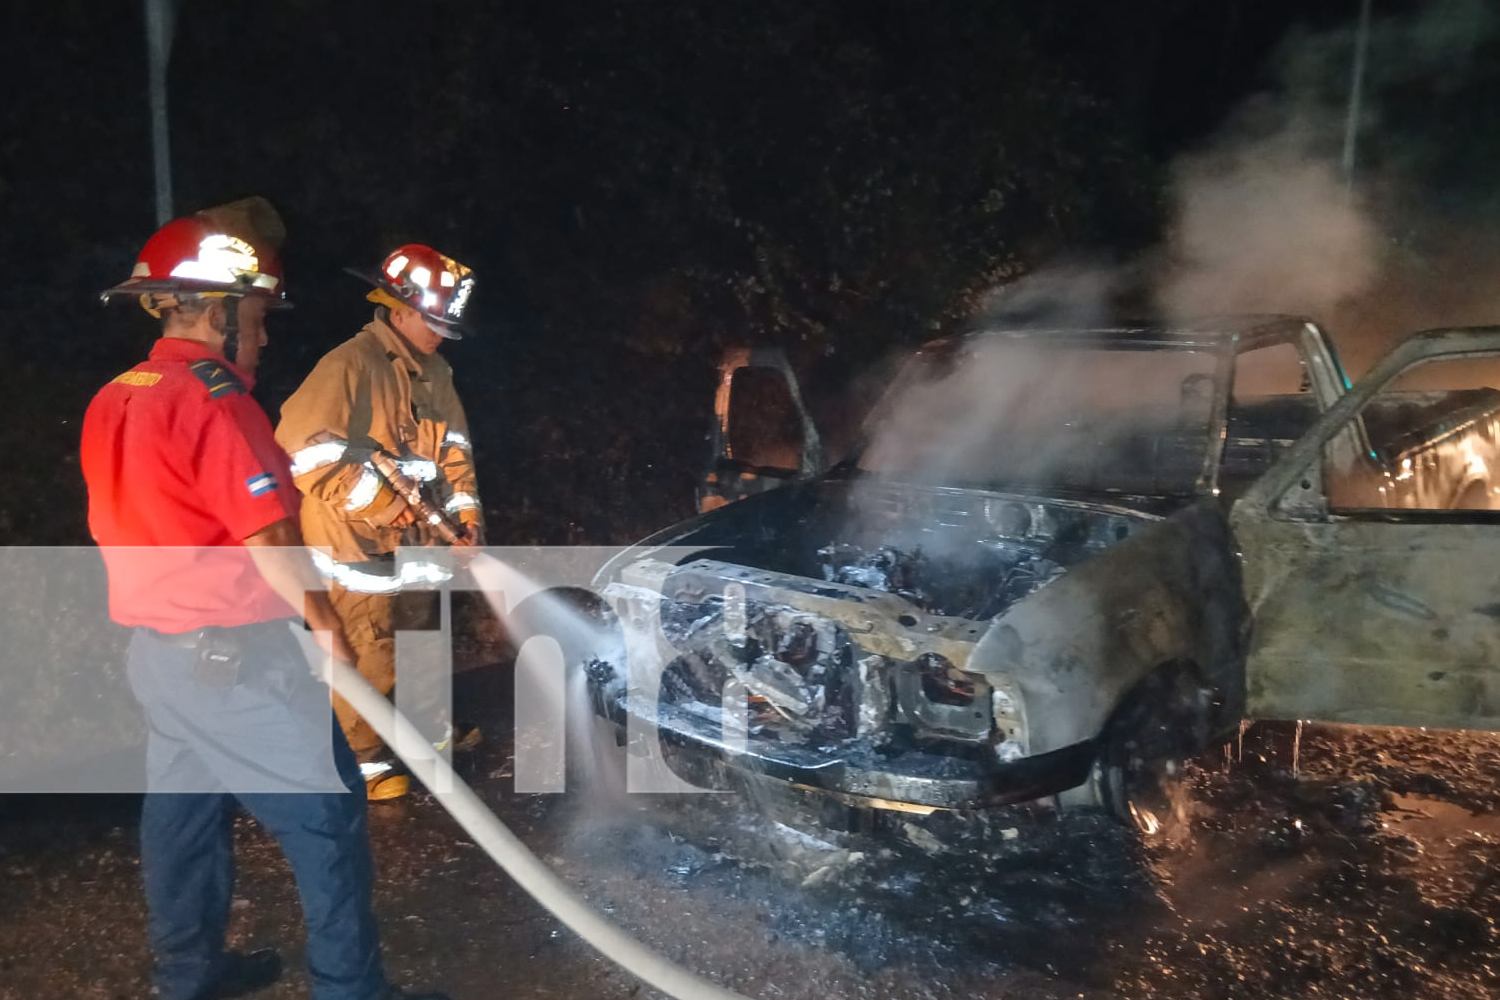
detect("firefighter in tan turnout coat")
[276,244,482,799]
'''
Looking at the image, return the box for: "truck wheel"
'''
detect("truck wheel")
[1063,667,1210,838]
[1098,735,1186,837]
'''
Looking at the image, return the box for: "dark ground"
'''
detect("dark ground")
[5,663,1500,1000]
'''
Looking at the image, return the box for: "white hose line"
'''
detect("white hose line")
[327,660,755,1000]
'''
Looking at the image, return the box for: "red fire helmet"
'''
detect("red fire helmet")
[101,215,289,314]
[348,243,475,339]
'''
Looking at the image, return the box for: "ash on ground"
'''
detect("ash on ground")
[5,674,1500,1000]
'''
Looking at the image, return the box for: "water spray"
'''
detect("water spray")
[324,555,755,1000]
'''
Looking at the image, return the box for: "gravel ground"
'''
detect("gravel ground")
[4,668,1500,1000]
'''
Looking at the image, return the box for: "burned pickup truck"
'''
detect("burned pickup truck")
[583,317,1500,831]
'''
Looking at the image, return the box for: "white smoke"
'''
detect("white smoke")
[1155,114,1381,325]
[856,264,1118,493]
[969,262,1115,332]
[850,0,1500,502]
[1153,0,1500,376]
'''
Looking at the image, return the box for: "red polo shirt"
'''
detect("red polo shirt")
[80,338,299,631]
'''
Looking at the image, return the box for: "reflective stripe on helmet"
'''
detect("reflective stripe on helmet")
[167,233,279,291]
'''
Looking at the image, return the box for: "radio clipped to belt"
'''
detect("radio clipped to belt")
[193,627,244,687]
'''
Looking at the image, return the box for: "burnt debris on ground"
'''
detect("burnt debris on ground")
[5,671,1500,1000]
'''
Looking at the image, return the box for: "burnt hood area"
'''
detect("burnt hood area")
[653,478,1165,622]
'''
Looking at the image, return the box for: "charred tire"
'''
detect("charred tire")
[1063,666,1212,838]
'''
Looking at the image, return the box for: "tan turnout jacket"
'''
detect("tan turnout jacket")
[275,309,481,592]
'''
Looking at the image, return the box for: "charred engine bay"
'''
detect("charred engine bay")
[669,480,1149,620]
[656,601,863,744]
[816,536,1068,622]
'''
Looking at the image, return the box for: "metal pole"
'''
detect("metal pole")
[1341,0,1373,191]
[145,0,176,225]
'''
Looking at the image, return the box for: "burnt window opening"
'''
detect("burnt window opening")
[1233,342,1307,400]
[1327,357,1500,514]
[728,368,805,471]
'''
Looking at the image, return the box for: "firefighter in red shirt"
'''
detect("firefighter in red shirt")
[81,203,450,1000]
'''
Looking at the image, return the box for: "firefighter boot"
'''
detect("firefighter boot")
[357,750,410,801]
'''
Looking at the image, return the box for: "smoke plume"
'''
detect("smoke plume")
[853,0,1500,501]
[1154,0,1500,377]
[1154,115,1380,329]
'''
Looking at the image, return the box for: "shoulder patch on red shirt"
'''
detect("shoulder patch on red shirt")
[187,358,244,399]
[111,370,162,388]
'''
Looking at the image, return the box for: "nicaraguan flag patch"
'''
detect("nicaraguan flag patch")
[246,473,279,497]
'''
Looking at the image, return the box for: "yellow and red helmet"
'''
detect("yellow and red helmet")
[101,213,289,316]
[348,243,475,339]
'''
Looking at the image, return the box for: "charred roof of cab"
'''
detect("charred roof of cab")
[933,314,1323,354]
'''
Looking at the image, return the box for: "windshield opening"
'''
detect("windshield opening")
[857,338,1223,496]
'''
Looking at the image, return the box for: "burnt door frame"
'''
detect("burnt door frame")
[1233,327,1500,730]
[698,347,824,512]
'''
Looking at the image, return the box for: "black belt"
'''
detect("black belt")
[140,620,293,647]
[141,626,209,648]
[138,621,295,686]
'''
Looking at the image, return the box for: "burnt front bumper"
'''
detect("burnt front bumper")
[605,693,1094,810]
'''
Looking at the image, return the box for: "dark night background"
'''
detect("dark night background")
[12,7,1500,998]
[2,0,1488,549]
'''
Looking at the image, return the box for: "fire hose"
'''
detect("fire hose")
[327,462,753,998]
[327,658,754,1000]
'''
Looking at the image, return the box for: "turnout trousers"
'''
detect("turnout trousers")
[125,622,388,1000]
[328,585,443,757]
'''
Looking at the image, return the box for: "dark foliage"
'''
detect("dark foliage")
[3,1,1194,548]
